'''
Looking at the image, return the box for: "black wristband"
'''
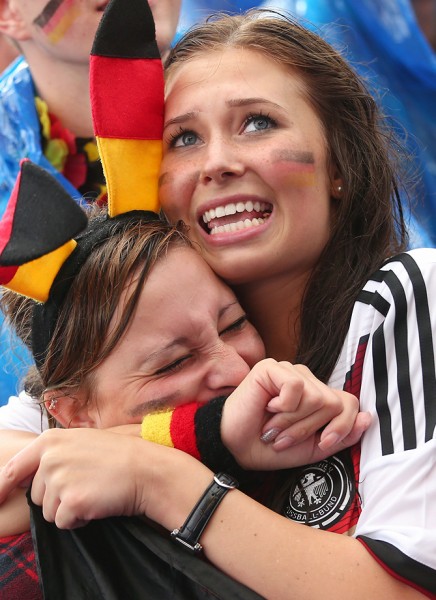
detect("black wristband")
[171,473,238,554]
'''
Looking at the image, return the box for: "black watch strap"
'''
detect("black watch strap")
[171,472,239,554]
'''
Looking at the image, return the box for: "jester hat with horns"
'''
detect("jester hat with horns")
[0,0,164,370]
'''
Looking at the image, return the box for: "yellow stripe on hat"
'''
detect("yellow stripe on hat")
[97,137,162,217]
[4,240,77,302]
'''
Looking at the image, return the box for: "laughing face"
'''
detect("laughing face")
[160,48,341,288]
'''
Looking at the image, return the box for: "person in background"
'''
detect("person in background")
[0,32,18,71]
[0,0,182,402]
[411,0,436,50]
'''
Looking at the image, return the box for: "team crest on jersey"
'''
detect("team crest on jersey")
[283,455,354,529]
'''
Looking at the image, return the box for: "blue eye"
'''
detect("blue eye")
[243,113,276,133]
[168,128,199,148]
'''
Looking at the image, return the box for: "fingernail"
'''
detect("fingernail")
[260,427,281,443]
[273,435,294,450]
[319,432,340,450]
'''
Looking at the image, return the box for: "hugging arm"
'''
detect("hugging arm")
[0,430,38,536]
[141,358,370,472]
[0,428,425,599]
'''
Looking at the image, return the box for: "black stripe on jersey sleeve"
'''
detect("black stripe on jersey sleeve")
[386,253,436,442]
[356,289,390,316]
[358,536,436,595]
[360,254,436,454]
[372,323,394,455]
[361,268,416,454]
[380,270,416,450]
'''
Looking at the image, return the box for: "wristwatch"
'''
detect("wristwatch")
[171,472,239,554]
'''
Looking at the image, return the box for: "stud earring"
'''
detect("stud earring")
[337,185,342,193]
[48,396,58,411]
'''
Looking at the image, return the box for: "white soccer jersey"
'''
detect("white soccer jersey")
[329,248,436,595]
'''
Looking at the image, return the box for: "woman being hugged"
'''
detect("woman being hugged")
[1,8,435,600]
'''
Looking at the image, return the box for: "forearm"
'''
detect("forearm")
[148,451,426,600]
[0,430,427,599]
[200,492,426,600]
[0,430,37,536]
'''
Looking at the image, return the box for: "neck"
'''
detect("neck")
[23,48,93,137]
[233,273,308,362]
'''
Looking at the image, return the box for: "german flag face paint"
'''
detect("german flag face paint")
[271,149,317,188]
[33,0,81,44]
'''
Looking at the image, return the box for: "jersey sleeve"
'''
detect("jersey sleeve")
[350,249,436,596]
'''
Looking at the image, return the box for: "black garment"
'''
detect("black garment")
[29,498,264,600]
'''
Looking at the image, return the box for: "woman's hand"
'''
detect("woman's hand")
[0,428,212,531]
[221,359,370,470]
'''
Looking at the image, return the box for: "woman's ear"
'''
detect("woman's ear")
[0,0,33,42]
[43,390,97,429]
[330,165,344,200]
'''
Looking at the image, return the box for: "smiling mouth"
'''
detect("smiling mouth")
[200,201,272,235]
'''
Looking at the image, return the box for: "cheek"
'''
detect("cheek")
[159,161,199,221]
[236,329,266,368]
[33,0,82,44]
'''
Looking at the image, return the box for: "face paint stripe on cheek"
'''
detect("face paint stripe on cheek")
[33,0,64,27]
[273,149,315,167]
[272,150,317,186]
[33,0,80,42]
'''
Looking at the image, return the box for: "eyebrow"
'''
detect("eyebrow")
[226,97,282,111]
[164,98,283,129]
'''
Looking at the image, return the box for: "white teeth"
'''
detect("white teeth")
[202,201,269,223]
[210,217,266,235]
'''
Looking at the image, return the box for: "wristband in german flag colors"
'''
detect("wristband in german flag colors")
[141,397,246,479]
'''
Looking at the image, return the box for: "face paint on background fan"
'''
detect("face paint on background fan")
[33,0,81,44]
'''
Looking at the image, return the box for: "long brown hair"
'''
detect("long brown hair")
[165,11,409,381]
[0,211,191,402]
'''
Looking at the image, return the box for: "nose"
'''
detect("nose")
[202,342,251,398]
[199,137,245,184]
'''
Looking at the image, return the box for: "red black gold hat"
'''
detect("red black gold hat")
[0,0,164,369]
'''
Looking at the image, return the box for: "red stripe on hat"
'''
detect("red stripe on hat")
[90,56,164,139]
[0,265,18,285]
[170,402,202,461]
[0,166,21,255]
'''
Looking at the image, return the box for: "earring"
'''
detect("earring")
[337,185,342,193]
[48,396,58,411]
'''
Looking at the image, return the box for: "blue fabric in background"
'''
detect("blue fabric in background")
[178,0,436,248]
